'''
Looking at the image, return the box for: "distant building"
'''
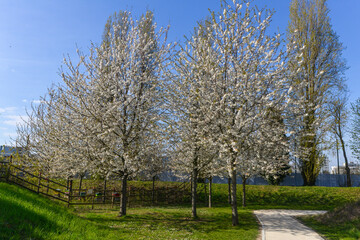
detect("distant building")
[331,162,360,175]
[0,145,23,161]
[321,158,330,174]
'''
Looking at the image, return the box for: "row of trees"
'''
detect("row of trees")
[15,0,348,226]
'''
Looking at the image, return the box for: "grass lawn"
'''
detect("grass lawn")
[2,179,360,239]
[0,182,259,240]
[207,184,360,210]
[300,217,360,240]
[76,207,258,240]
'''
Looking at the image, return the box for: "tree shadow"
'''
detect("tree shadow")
[83,207,258,235]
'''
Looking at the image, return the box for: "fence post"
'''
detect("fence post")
[46,178,49,194]
[37,172,41,193]
[5,162,11,182]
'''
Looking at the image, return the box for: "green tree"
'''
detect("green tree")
[350,99,360,169]
[287,0,347,186]
[329,96,351,187]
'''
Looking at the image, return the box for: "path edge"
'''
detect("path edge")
[254,211,265,240]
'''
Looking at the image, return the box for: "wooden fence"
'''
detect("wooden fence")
[0,161,194,208]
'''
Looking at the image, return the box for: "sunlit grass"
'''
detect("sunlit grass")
[299,201,360,240]
[77,207,258,240]
[0,182,258,240]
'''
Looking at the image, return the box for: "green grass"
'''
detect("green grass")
[76,207,258,240]
[0,182,118,239]
[201,184,360,210]
[0,182,259,240]
[2,178,360,239]
[299,201,360,240]
[64,178,360,210]
[300,217,360,240]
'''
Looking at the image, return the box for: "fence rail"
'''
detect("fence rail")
[1,161,192,208]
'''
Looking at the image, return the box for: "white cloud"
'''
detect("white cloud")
[3,132,17,138]
[22,99,28,103]
[0,107,17,113]
[3,115,28,126]
[32,100,45,104]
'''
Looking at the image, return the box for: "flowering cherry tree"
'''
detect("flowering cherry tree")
[188,0,292,225]
[17,10,170,217]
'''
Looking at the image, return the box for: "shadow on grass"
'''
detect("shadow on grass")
[82,207,258,235]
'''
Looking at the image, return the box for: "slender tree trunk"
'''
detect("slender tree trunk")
[336,139,340,174]
[152,175,156,204]
[208,176,212,208]
[79,175,83,195]
[190,176,192,195]
[228,177,232,204]
[66,176,70,190]
[103,179,107,203]
[192,168,198,218]
[230,162,239,226]
[204,179,207,206]
[242,177,246,207]
[119,174,128,217]
[339,135,352,187]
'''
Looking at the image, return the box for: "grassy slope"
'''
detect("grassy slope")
[68,179,360,209]
[0,182,118,240]
[198,183,360,210]
[0,182,258,240]
[300,201,360,240]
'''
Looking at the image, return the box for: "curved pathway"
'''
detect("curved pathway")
[254,210,327,240]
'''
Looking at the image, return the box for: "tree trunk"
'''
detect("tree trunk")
[192,168,198,218]
[228,177,232,204]
[301,158,318,186]
[302,171,317,186]
[66,177,70,190]
[152,175,156,204]
[230,166,239,226]
[340,136,352,187]
[119,175,128,217]
[79,175,83,195]
[208,176,212,208]
[242,177,246,207]
[103,179,107,204]
[204,179,207,206]
[300,111,320,186]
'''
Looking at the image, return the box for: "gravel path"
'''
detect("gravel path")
[254,210,327,240]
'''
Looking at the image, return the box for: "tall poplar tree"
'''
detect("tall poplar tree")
[287,0,347,186]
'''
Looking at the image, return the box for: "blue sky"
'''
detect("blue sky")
[0,0,359,168]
